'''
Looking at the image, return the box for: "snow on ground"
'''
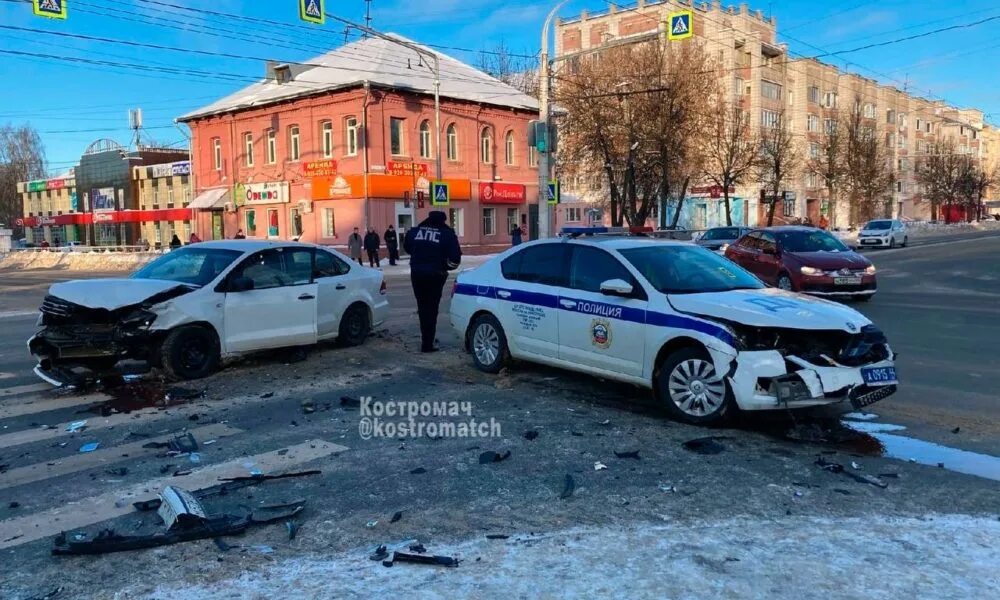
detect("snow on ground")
[145,514,1000,600]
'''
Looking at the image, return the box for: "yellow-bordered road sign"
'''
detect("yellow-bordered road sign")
[668,10,693,41]
[299,0,325,25]
[431,181,450,206]
[33,0,67,19]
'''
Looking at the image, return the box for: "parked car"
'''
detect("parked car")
[725,226,876,300]
[450,235,897,425]
[58,241,85,253]
[28,241,388,385]
[695,226,751,254]
[857,219,907,248]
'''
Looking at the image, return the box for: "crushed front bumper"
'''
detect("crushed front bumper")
[27,325,149,386]
[728,350,897,411]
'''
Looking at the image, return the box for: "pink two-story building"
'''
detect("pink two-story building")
[178,35,541,253]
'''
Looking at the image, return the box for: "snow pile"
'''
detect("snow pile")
[146,514,1000,600]
[0,250,157,272]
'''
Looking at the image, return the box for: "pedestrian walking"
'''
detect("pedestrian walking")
[403,211,462,353]
[384,225,399,266]
[169,234,182,250]
[363,227,381,268]
[233,229,246,239]
[189,232,202,244]
[348,227,363,265]
[510,225,523,247]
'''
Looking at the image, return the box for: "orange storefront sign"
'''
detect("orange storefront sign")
[303,159,338,177]
[386,161,429,177]
[311,174,470,201]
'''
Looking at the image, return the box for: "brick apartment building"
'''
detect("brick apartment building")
[178,35,541,252]
[555,0,998,229]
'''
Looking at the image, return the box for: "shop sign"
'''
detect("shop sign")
[387,161,429,177]
[236,181,289,206]
[479,182,526,204]
[151,161,191,178]
[303,160,337,177]
[92,187,116,211]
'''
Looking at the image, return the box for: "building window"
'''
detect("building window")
[168,188,174,205]
[806,173,818,188]
[244,132,254,167]
[390,117,405,156]
[245,209,257,237]
[212,137,221,171]
[184,187,191,203]
[807,114,819,133]
[761,80,782,100]
[783,196,796,217]
[529,146,538,167]
[266,129,276,164]
[824,92,838,108]
[345,117,358,156]
[154,223,162,245]
[565,207,582,222]
[323,207,336,238]
[734,77,744,97]
[886,133,895,148]
[419,120,431,159]
[480,127,493,164]
[321,121,333,158]
[761,110,781,129]
[896,180,903,192]
[289,208,302,238]
[504,131,515,166]
[482,207,496,236]
[506,207,519,233]
[448,207,465,237]
[886,109,896,124]
[809,142,820,158]
[808,86,820,104]
[824,119,838,135]
[447,124,458,161]
[925,121,932,133]
[184,221,192,241]
[288,125,300,161]
[916,118,922,130]
[863,103,877,119]
[899,113,908,129]
[266,208,279,238]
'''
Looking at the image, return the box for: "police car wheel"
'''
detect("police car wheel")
[469,314,509,374]
[657,348,732,424]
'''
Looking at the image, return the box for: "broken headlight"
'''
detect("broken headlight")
[119,309,157,329]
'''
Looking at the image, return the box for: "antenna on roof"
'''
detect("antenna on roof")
[128,108,143,150]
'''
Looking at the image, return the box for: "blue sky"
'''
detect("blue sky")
[1,0,999,173]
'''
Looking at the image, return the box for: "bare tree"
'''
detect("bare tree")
[0,124,47,235]
[956,158,996,221]
[558,40,718,228]
[916,139,964,221]
[756,111,800,226]
[702,101,757,226]
[808,108,846,227]
[477,41,539,98]
[843,97,894,224]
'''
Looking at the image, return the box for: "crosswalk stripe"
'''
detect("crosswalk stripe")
[0,439,348,550]
[0,310,39,320]
[0,404,201,450]
[0,382,53,397]
[0,391,110,420]
[0,424,242,490]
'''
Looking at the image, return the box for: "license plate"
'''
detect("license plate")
[861,366,897,386]
[861,239,878,245]
[834,276,862,285]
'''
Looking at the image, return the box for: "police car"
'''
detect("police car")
[449,228,897,424]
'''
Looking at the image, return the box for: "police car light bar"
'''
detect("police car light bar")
[560,226,609,237]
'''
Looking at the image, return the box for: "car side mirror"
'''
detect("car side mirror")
[228,275,254,293]
[599,278,633,297]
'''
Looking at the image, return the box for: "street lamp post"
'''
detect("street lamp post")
[537,1,568,239]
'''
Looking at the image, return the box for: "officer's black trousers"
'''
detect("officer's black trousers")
[411,271,447,351]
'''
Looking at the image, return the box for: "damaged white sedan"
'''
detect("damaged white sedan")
[450,235,897,425]
[29,240,388,385]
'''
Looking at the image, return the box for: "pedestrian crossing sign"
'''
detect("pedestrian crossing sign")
[33,0,67,20]
[431,181,450,206]
[299,0,325,25]
[546,180,560,205]
[667,10,692,41]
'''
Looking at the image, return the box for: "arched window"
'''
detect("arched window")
[480,127,493,164]
[345,117,358,156]
[504,131,515,166]
[288,125,300,161]
[446,124,458,161]
[320,121,333,158]
[419,120,431,159]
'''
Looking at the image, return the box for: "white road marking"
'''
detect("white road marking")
[0,391,111,420]
[0,424,242,490]
[0,382,54,397]
[0,439,348,549]
[0,310,39,320]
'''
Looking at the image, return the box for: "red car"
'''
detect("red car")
[724,226,876,301]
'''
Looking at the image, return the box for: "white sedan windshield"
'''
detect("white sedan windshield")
[131,247,243,287]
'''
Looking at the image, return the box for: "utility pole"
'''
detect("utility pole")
[538,1,567,239]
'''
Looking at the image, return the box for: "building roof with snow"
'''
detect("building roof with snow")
[177,35,539,122]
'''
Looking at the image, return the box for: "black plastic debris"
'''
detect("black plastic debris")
[559,474,576,499]
[683,437,726,455]
[385,551,459,568]
[478,450,511,464]
[815,456,844,473]
[286,521,300,540]
[815,456,888,488]
[260,392,275,399]
[523,430,539,441]
[951,427,961,434]
[409,467,427,475]
[26,586,64,600]
[218,470,320,484]
[173,469,191,477]
[370,544,389,561]
[408,543,426,553]
[143,432,199,453]
[106,467,128,477]
[301,400,316,414]
[833,489,852,495]
[8,502,20,509]
[159,464,175,475]
[133,498,161,512]
[188,414,200,422]
[214,538,235,552]
[390,511,403,524]
[485,534,509,540]
[166,387,206,401]
[340,396,361,408]
[614,450,640,460]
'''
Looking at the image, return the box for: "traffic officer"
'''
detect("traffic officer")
[403,210,462,353]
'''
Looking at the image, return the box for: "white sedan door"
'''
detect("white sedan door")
[556,245,648,377]
[223,248,318,353]
[313,249,357,340]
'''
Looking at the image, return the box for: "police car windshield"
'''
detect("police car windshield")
[619,245,763,294]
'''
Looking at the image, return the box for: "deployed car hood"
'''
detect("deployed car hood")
[668,288,871,332]
[48,279,193,310]
[785,251,870,270]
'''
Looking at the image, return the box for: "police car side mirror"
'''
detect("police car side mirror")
[599,279,633,297]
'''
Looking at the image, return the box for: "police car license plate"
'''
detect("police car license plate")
[861,366,897,386]
[834,276,862,285]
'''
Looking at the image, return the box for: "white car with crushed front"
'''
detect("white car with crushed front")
[450,235,898,424]
[28,240,388,385]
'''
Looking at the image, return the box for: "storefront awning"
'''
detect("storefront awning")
[188,188,229,210]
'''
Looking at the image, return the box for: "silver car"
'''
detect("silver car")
[858,219,907,248]
[695,226,751,254]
